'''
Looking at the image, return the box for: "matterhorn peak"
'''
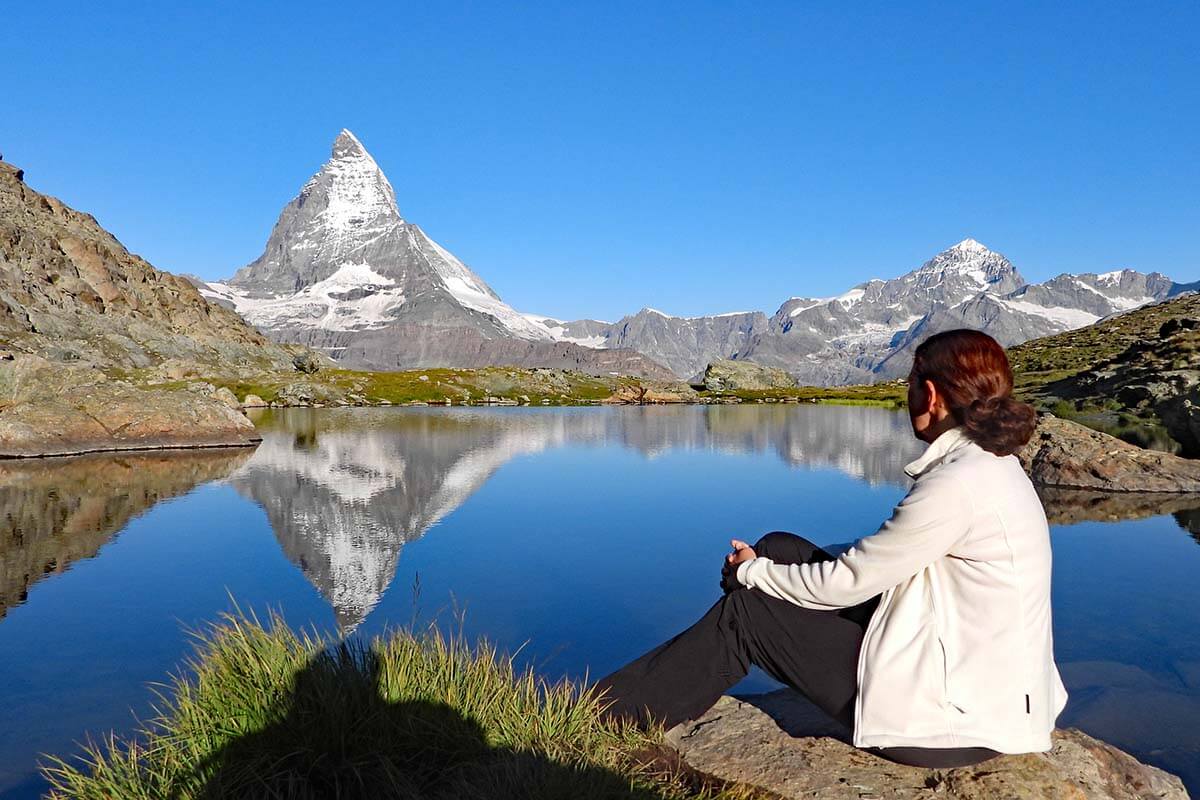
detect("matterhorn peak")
[332,128,367,159]
[314,129,401,228]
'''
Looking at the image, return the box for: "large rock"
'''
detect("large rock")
[211,385,241,409]
[702,359,797,392]
[1018,414,1200,492]
[668,692,1189,800]
[274,381,347,407]
[0,355,260,457]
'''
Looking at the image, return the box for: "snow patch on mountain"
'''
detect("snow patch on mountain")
[313,129,401,234]
[993,298,1102,328]
[203,262,406,332]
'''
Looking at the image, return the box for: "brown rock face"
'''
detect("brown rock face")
[0,355,260,457]
[0,158,302,373]
[1018,414,1200,492]
[0,157,336,454]
[668,692,1189,800]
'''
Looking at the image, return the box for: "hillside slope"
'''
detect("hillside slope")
[1011,293,1200,453]
[0,162,301,373]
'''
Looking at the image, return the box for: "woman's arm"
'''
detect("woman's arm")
[735,471,972,610]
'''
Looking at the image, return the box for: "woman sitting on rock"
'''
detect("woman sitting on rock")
[597,328,1067,768]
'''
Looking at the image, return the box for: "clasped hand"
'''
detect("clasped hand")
[719,539,756,593]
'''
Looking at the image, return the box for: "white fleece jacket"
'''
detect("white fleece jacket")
[736,426,1068,752]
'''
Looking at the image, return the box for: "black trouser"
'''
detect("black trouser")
[595,532,999,769]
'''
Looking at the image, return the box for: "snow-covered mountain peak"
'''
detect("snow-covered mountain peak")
[948,238,989,254]
[308,128,402,228]
[215,130,577,346]
[921,239,1001,270]
[906,238,1022,295]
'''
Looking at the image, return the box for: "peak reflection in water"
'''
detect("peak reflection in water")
[0,449,255,618]
[235,405,924,631]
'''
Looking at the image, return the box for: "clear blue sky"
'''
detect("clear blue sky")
[3,2,1196,321]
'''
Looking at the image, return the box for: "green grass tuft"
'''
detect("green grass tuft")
[42,612,759,800]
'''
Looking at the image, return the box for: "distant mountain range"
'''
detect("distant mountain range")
[182,129,1194,384]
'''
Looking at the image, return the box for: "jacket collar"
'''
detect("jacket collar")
[904,426,974,479]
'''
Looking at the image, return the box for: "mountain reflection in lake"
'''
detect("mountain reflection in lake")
[236,405,923,632]
[0,405,1198,797]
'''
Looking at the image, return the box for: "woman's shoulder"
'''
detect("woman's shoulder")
[924,441,1034,502]
[933,442,1044,520]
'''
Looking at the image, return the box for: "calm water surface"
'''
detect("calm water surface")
[1,406,1198,797]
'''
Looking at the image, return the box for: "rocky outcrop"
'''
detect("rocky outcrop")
[668,692,1189,800]
[1018,414,1200,492]
[702,359,797,392]
[0,355,260,457]
[0,153,342,455]
[602,381,699,404]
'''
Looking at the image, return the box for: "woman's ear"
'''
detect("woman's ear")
[923,379,940,417]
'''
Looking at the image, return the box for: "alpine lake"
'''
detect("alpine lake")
[1,404,1198,797]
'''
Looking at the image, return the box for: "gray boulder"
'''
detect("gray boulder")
[702,359,797,392]
[668,692,1188,800]
[292,351,324,374]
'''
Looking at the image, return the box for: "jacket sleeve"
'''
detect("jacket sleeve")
[735,471,972,610]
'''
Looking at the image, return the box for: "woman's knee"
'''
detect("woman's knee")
[752,531,828,564]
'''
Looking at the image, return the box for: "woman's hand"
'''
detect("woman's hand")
[720,539,757,593]
[726,539,757,566]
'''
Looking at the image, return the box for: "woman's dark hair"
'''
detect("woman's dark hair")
[910,329,1037,456]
